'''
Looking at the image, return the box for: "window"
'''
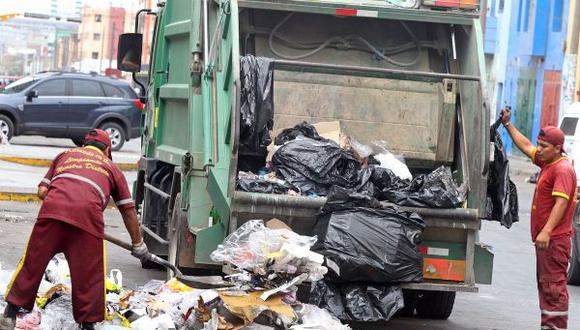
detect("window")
[101,83,124,98]
[35,79,66,96]
[72,80,105,97]
[498,0,504,13]
[95,14,102,22]
[553,0,563,32]
[91,51,99,59]
[93,33,101,41]
[560,117,578,136]
[490,0,496,17]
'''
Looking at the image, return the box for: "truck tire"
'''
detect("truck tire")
[0,114,14,141]
[99,122,126,151]
[568,236,580,285]
[416,290,455,319]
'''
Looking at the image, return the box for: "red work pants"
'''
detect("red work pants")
[5,219,106,323]
[536,236,571,330]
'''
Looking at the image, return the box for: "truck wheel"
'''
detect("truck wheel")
[99,122,126,151]
[416,290,455,319]
[568,236,580,285]
[0,114,14,141]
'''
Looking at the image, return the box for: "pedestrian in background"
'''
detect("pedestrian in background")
[501,108,576,330]
[0,129,150,330]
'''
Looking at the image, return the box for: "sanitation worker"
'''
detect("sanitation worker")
[0,129,150,330]
[501,107,575,330]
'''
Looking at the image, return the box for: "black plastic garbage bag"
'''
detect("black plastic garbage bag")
[274,121,324,145]
[309,281,404,322]
[237,176,297,195]
[240,55,274,153]
[378,166,464,208]
[485,118,519,228]
[272,138,360,195]
[312,187,424,283]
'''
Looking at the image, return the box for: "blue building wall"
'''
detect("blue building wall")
[485,0,569,154]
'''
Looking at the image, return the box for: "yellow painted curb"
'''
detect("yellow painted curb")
[0,156,138,171]
[0,192,39,203]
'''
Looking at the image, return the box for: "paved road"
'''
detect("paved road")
[0,174,578,329]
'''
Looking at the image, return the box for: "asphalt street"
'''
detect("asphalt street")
[0,154,579,329]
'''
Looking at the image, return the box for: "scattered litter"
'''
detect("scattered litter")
[291,304,352,330]
[313,187,425,283]
[237,171,299,195]
[485,118,519,228]
[1,213,24,223]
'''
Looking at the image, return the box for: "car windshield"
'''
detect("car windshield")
[2,76,38,94]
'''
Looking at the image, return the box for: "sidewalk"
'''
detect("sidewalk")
[0,136,140,170]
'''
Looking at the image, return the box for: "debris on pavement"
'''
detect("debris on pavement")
[309,280,404,322]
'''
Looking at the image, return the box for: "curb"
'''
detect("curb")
[0,155,139,171]
[0,191,39,203]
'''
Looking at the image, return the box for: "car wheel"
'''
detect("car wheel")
[71,138,84,147]
[99,122,126,151]
[0,114,14,142]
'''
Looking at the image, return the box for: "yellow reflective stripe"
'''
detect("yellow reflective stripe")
[103,240,108,320]
[552,192,570,200]
[85,145,105,156]
[5,237,31,296]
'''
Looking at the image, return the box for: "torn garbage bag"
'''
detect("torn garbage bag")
[237,171,299,195]
[378,166,465,208]
[309,281,404,322]
[239,55,274,154]
[485,118,519,228]
[274,122,324,145]
[272,138,360,195]
[312,187,424,283]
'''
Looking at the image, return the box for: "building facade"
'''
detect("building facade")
[76,6,135,73]
[485,0,569,154]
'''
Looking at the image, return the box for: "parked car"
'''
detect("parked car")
[0,72,143,151]
[557,102,580,285]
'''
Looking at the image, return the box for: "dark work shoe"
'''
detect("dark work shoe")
[0,303,18,330]
[79,322,95,330]
[0,315,16,330]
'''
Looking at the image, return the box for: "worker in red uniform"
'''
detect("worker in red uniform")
[502,108,576,330]
[0,129,150,330]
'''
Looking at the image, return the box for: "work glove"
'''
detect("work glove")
[131,240,150,262]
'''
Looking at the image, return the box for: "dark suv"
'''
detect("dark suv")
[0,72,143,151]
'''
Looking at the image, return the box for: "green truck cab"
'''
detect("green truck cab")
[118,0,493,319]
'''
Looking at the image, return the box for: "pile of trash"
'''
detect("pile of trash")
[0,231,351,330]
[238,120,466,208]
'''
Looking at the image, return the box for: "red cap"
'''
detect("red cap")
[84,129,112,159]
[538,126,565,148]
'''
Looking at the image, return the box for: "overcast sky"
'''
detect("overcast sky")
[0,0,141,16]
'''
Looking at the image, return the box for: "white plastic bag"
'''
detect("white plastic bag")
[372,141,412,180]
[291,304,351,330]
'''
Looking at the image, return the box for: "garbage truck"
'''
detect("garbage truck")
[118,0,493,319]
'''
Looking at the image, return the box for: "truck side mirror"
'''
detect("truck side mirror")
[117,33,143,73]
[26,89,38,102]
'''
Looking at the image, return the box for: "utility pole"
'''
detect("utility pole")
[109,21,116,68]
